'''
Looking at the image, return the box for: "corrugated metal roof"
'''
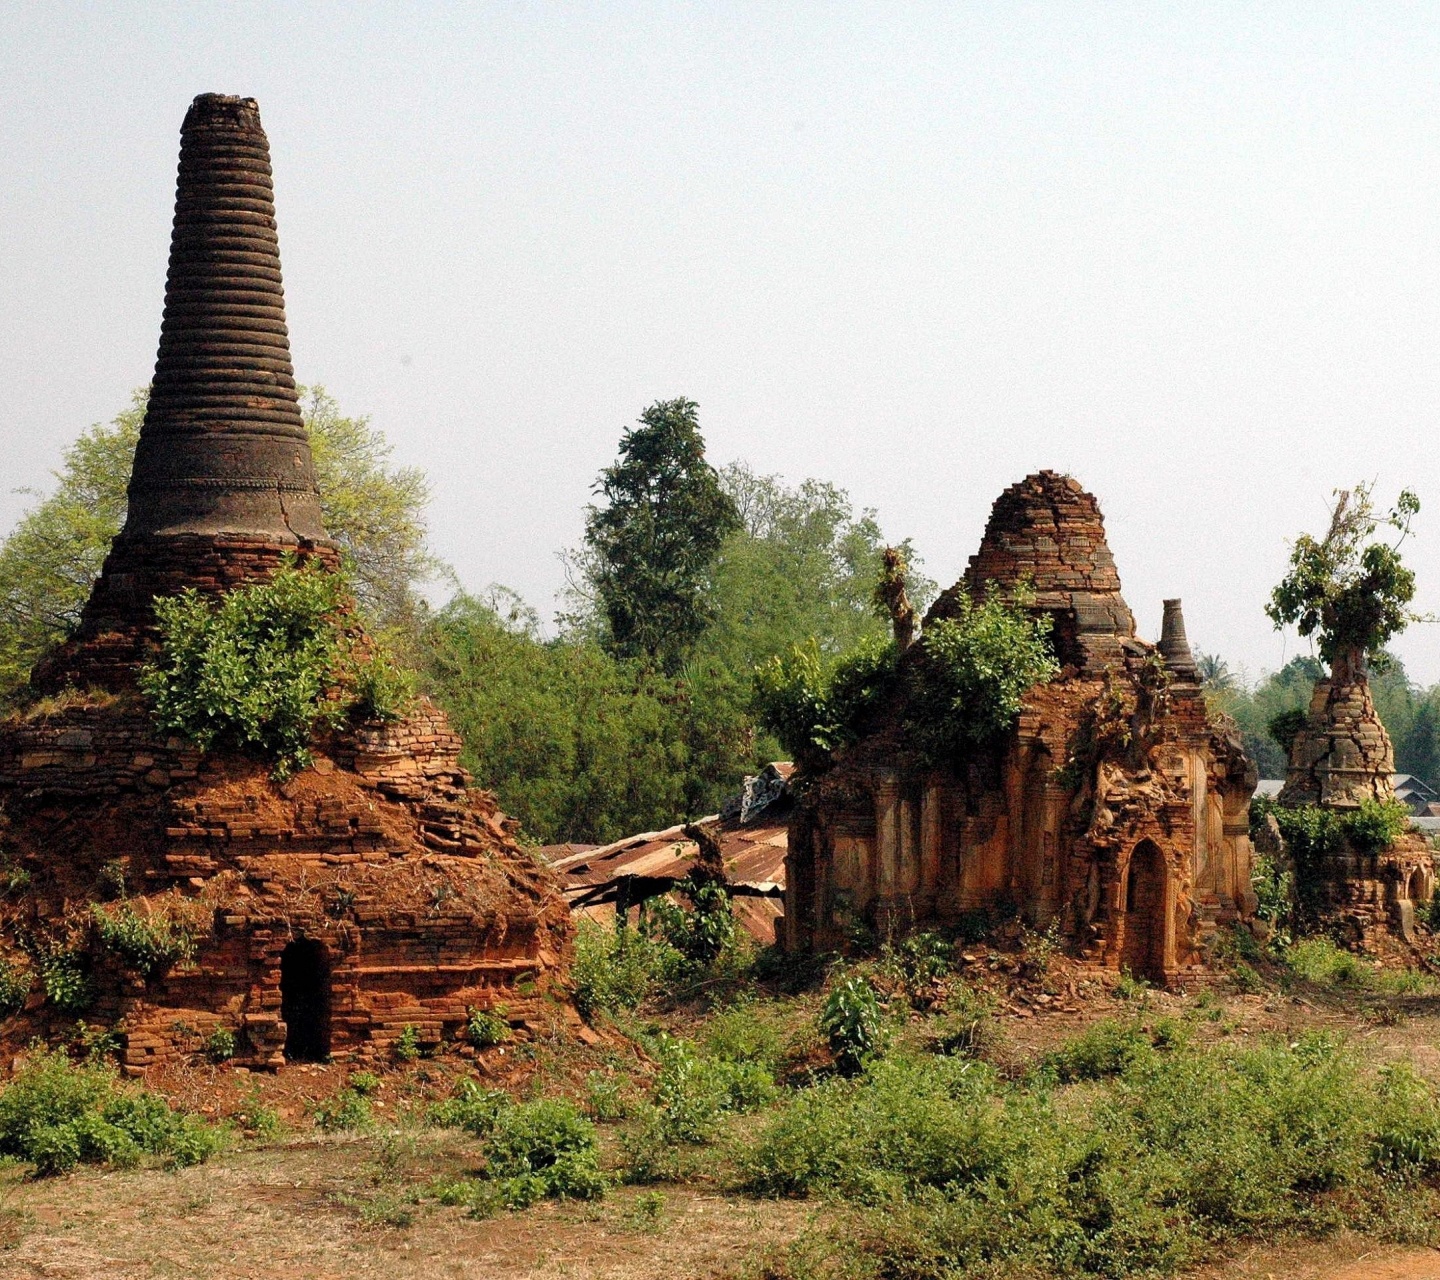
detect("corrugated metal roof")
[547,765,792,943]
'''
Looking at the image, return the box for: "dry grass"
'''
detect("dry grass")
[0,1133,816,1279]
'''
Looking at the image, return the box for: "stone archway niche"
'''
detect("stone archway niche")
[1121,840,1168,984]
[281,938,332,1062]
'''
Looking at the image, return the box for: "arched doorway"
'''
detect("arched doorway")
[1409,868,1429,905]
[281,938,331,1062]
[1120,841,1167,984]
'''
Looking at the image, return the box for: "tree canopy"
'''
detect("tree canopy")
[580,399,740,673]
[1267,483,1423,670]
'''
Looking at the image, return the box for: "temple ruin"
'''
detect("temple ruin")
[1274,652,1434,941]
[0,95,571,1071]
[784,471,1258,984]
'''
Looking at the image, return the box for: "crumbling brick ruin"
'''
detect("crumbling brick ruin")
[1274,653,1434,942]
[0,94,571,1072]
[784,471,1258,984]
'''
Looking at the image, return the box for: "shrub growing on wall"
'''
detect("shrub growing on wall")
[904,584,1059,763]
[140,561,407,777]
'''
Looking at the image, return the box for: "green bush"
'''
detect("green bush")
[37,945,90,1015]
[480,1098,605,1208]
[428,1077,512,1135]
[571,919,683,1020]
[204,1026,236,1063]
[819,973,886,1074]
[904,583,1059,760]
[91,903,196,977]
[583,1071,633,1123]
[394,1023,420,1062]
[741,1053,1002,1200]
[1041,1019,1166,1083]
[140,562,352,777]
[750,1034,1440,1277]
[700,1002,787,1077]
[349,647,414,723]
[1285,936,1381,989]
[0,1048,224,1175]
[467,1006,513,1048]
[313,1086,373,1132]
[752,636,898,765]
[928,982,998,1058]
[1267,707,1310,755]
[1346,797,1412,854]
[643,878,736,966]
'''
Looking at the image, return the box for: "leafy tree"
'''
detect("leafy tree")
[299,387,445,640]
[702,462,933,671]
[1267,484,1424,672]
[0,387,441,703]
[420,592,751,843]
[0,392,144,698]
[581,399,740,673]
[905,585,1060,762]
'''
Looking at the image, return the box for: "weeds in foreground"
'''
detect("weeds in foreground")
[0,1047,225,1175]
[745,1031,1440,1278]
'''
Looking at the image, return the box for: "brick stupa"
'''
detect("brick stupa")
[0,95,571,1071]
[785,472,1259,984]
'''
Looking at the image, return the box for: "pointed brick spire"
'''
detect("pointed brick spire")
[123,93,325,543]
[32,94,336,692]
[1158,599,1199,682]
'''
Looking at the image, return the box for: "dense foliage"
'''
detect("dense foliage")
[1267,483,1422,668]
[0,392,143,700]
[0,1048,223,1175]
[904,584,1060,760]
[754,584,1058,770]
[425,461,925,841]
[745,1031,1440,1278]
[752,635,899,765]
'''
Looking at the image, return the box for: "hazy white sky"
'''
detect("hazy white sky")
[4,3,1440,684]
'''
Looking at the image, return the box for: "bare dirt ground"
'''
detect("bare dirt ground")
[5,966,1440,1279]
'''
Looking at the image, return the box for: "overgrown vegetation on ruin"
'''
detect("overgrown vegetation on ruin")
[1267,483,1425,669]
[1250,793,1413,926]
[140,560,410,777]
[753,583,1058,770]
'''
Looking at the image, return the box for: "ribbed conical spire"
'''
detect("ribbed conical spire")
[30,94,337,693]
[122,93,326,543]
[1158,599,1198,681]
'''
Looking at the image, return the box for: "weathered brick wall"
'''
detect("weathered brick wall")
[0,696,572,1073]
[31,535,341,693]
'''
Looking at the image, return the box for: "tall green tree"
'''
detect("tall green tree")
[0,386,441,703]
[0,391,145,698]
[581,399,740,673]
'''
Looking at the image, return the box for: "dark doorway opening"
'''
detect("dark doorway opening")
[281,938,331,1062]
[1120,840,1167,984]
[1409,868,1428,904]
